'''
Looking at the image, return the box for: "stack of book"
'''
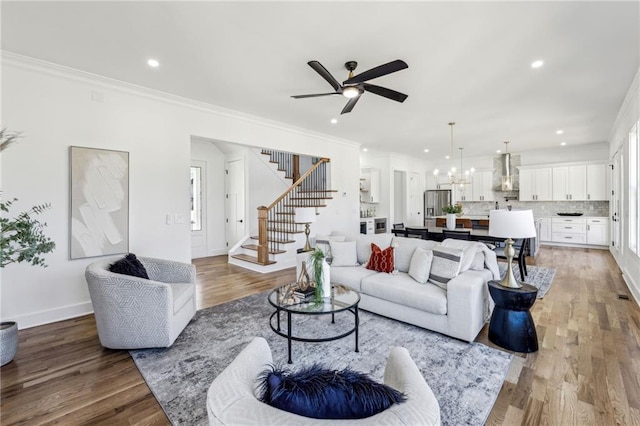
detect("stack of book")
[293,287,315,300]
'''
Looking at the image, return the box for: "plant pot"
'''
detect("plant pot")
[0,321,18,367]
[446,213,457,230]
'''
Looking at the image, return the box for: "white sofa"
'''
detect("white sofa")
[207,337,441,425]
[330,234,500,342]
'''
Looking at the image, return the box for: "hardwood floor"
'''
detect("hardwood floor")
[1,247,639,425]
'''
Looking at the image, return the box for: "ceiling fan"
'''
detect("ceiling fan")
[292,60,409,114]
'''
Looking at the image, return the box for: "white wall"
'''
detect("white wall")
[1,54,361,328]
[608,67,640,304]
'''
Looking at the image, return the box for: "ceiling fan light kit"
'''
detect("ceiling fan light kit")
[292,59,408,114]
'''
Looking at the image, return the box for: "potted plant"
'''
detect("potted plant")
[308,248,330,302]
[1,129,56,366]
[442,203,463,230]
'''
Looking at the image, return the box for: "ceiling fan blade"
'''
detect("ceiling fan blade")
[343,59,408,84]
[308,60,342,92]
[340,96,361,115]
[362,83,408,103]
[291,92,341,99]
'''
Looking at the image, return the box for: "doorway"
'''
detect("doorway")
[226,158,246,250]
[407,172,422,226]
[611,149,622,257]
[393,170,406,225]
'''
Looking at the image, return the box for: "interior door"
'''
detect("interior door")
[393,170,406,225]
[407,172,422,226]
[225,158,245,250]
[611,150,622,256]
[190,161,207,259]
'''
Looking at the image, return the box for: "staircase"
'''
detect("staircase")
[230,150,336,270]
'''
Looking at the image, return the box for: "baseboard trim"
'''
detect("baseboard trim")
[621,266,640,307]
[7,301,94,330]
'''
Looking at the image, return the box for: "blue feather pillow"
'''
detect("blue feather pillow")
[257,363,406,419]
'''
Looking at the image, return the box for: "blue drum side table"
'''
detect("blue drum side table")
[488,280,539,353]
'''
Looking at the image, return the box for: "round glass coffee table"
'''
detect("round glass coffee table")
[267,285,360,364]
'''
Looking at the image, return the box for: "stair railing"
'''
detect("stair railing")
[257,158,330,264]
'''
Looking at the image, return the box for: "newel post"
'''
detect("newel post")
[257,206,269,264]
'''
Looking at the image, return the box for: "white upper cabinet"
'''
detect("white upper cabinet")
[519,167,552,201]
[586,163,607,201]
[471,170,494,201]
[552,165,587,201]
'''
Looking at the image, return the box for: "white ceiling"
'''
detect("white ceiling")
[2,1,638,159]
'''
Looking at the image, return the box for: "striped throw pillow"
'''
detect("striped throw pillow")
[428,246,464,290]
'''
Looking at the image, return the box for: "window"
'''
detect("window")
[629,121,639,255]
[190,166,202,231]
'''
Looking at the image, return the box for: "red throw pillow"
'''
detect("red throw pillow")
[366,243,394,273]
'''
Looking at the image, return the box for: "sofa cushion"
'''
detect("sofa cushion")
[366,243,394,273]
[172,283,195,314]
[429,246,463,290]
[356,234,394,265]
[330,265,378,293]
[258,364,406,420]
[329,241,358,266]
[390,237,439,273]
[408,247,433,284]
[361,272,447,315]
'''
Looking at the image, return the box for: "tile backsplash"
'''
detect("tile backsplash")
[461,200,609,218]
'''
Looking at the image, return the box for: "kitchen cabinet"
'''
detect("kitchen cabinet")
[586,163,607,201]
[586,217,609,246]
[552,165,587,201]
[519,167,552,201]
[452,184,472,202]
[551,217,587,244]
[360,168,380,203]
[471,171,494,201]
[539,217,552,242]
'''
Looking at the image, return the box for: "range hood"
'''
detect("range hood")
[493,151,519,192]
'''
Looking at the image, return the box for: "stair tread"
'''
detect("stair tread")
[241,244,286,254]
[290,197,333,200]
[231,253,276,265]
[251,236,295,244]
[267,228,304,234]
[298,190,338,193]
[283,204,327,208]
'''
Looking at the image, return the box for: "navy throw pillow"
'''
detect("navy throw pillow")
[109,253,149,279]
[258,363,406,419]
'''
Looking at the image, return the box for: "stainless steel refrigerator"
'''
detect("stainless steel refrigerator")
[424,190,451,225]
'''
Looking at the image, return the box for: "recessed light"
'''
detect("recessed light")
[560,142,567,146]
[556,129,564,135]
[445,155,450,159]
[362,148,368,152]
[330,118,338,124]
[147,59,160,68]
[531,60,544,69]
[496,149,501,153]
[423,149,429,153]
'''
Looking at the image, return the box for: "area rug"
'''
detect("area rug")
[130,292,512,426]
[497,263,556,298]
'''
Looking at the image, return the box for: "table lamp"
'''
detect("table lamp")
[488,209,536,289]
[294,207,316,252]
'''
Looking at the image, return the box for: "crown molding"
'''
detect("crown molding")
[1,51,361,150]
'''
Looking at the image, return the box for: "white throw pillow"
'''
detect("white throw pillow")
[429,246,464,290]
[408,247,434,284]
[315,235,347,260]
[470,252,485,271]
[329,241,359,266]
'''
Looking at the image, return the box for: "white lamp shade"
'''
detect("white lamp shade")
[488,209,536,238]
[294,207,316,223]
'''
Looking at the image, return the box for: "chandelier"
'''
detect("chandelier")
[432,122,473,189]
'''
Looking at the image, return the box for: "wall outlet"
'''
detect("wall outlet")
[166,214,173,225]
[174,214,185,224]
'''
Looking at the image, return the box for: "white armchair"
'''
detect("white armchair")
[207,337,441,425]
[85,256,196,349]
